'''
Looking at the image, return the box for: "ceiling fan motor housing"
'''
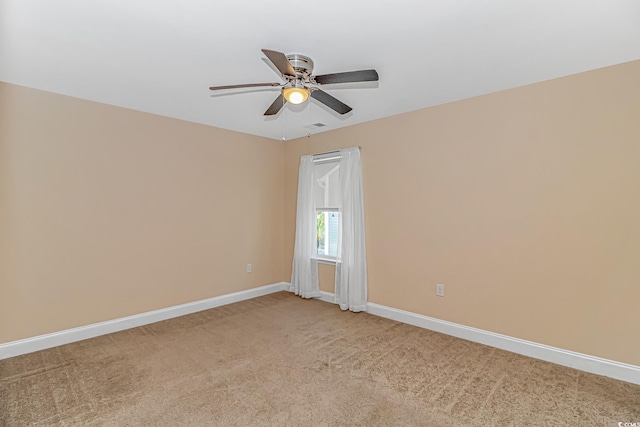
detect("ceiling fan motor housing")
[286,54,314,78]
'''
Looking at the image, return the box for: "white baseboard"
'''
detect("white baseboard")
[5,282,639,385]
[0,282,289,360]
[317,290,336,304]
[310,290,640,385]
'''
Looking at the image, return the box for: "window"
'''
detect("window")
[314,160,340,262]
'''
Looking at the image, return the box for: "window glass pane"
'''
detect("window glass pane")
[314,161,340,210]
[316,211,325,255]
[328,212,339,257]
[314,160,341,259]
[316,210,340,258]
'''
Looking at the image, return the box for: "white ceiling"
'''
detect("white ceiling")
[1,1,639,140]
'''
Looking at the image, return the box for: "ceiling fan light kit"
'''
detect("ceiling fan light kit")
[282,86,309,105]
[209,49,378,116]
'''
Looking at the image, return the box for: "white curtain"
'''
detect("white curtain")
[334,147,368,312]
[290,155,321,298]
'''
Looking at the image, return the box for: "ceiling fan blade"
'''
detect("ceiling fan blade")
[264,93,285,116]
[261,49,297,77]
[314,69,379,85]
[310,89,352,115]
[209,82,281,91]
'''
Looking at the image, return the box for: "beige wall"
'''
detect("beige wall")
[284,60,640,366]
[3,60,639,366]
[0,82,284,343]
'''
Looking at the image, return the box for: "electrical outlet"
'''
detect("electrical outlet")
[246,264,252,273]
[436,284,445,297]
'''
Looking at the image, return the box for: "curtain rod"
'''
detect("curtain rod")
[312,146,362,158]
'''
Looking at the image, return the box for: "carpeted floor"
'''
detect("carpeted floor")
[1,292,639,426]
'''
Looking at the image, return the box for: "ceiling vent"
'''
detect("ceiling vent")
[304,122,326,129]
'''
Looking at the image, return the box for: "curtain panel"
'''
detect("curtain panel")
[335,147,368,312]
[290,155,320,298]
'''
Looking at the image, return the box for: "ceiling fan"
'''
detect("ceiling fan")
[209,49,379,116]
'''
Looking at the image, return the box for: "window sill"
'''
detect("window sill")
[317,258,337,265]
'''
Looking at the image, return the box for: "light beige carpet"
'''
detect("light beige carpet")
[1,292,639,426]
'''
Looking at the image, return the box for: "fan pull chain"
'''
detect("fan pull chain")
[307,96,311,138]
[281,95,286,141]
